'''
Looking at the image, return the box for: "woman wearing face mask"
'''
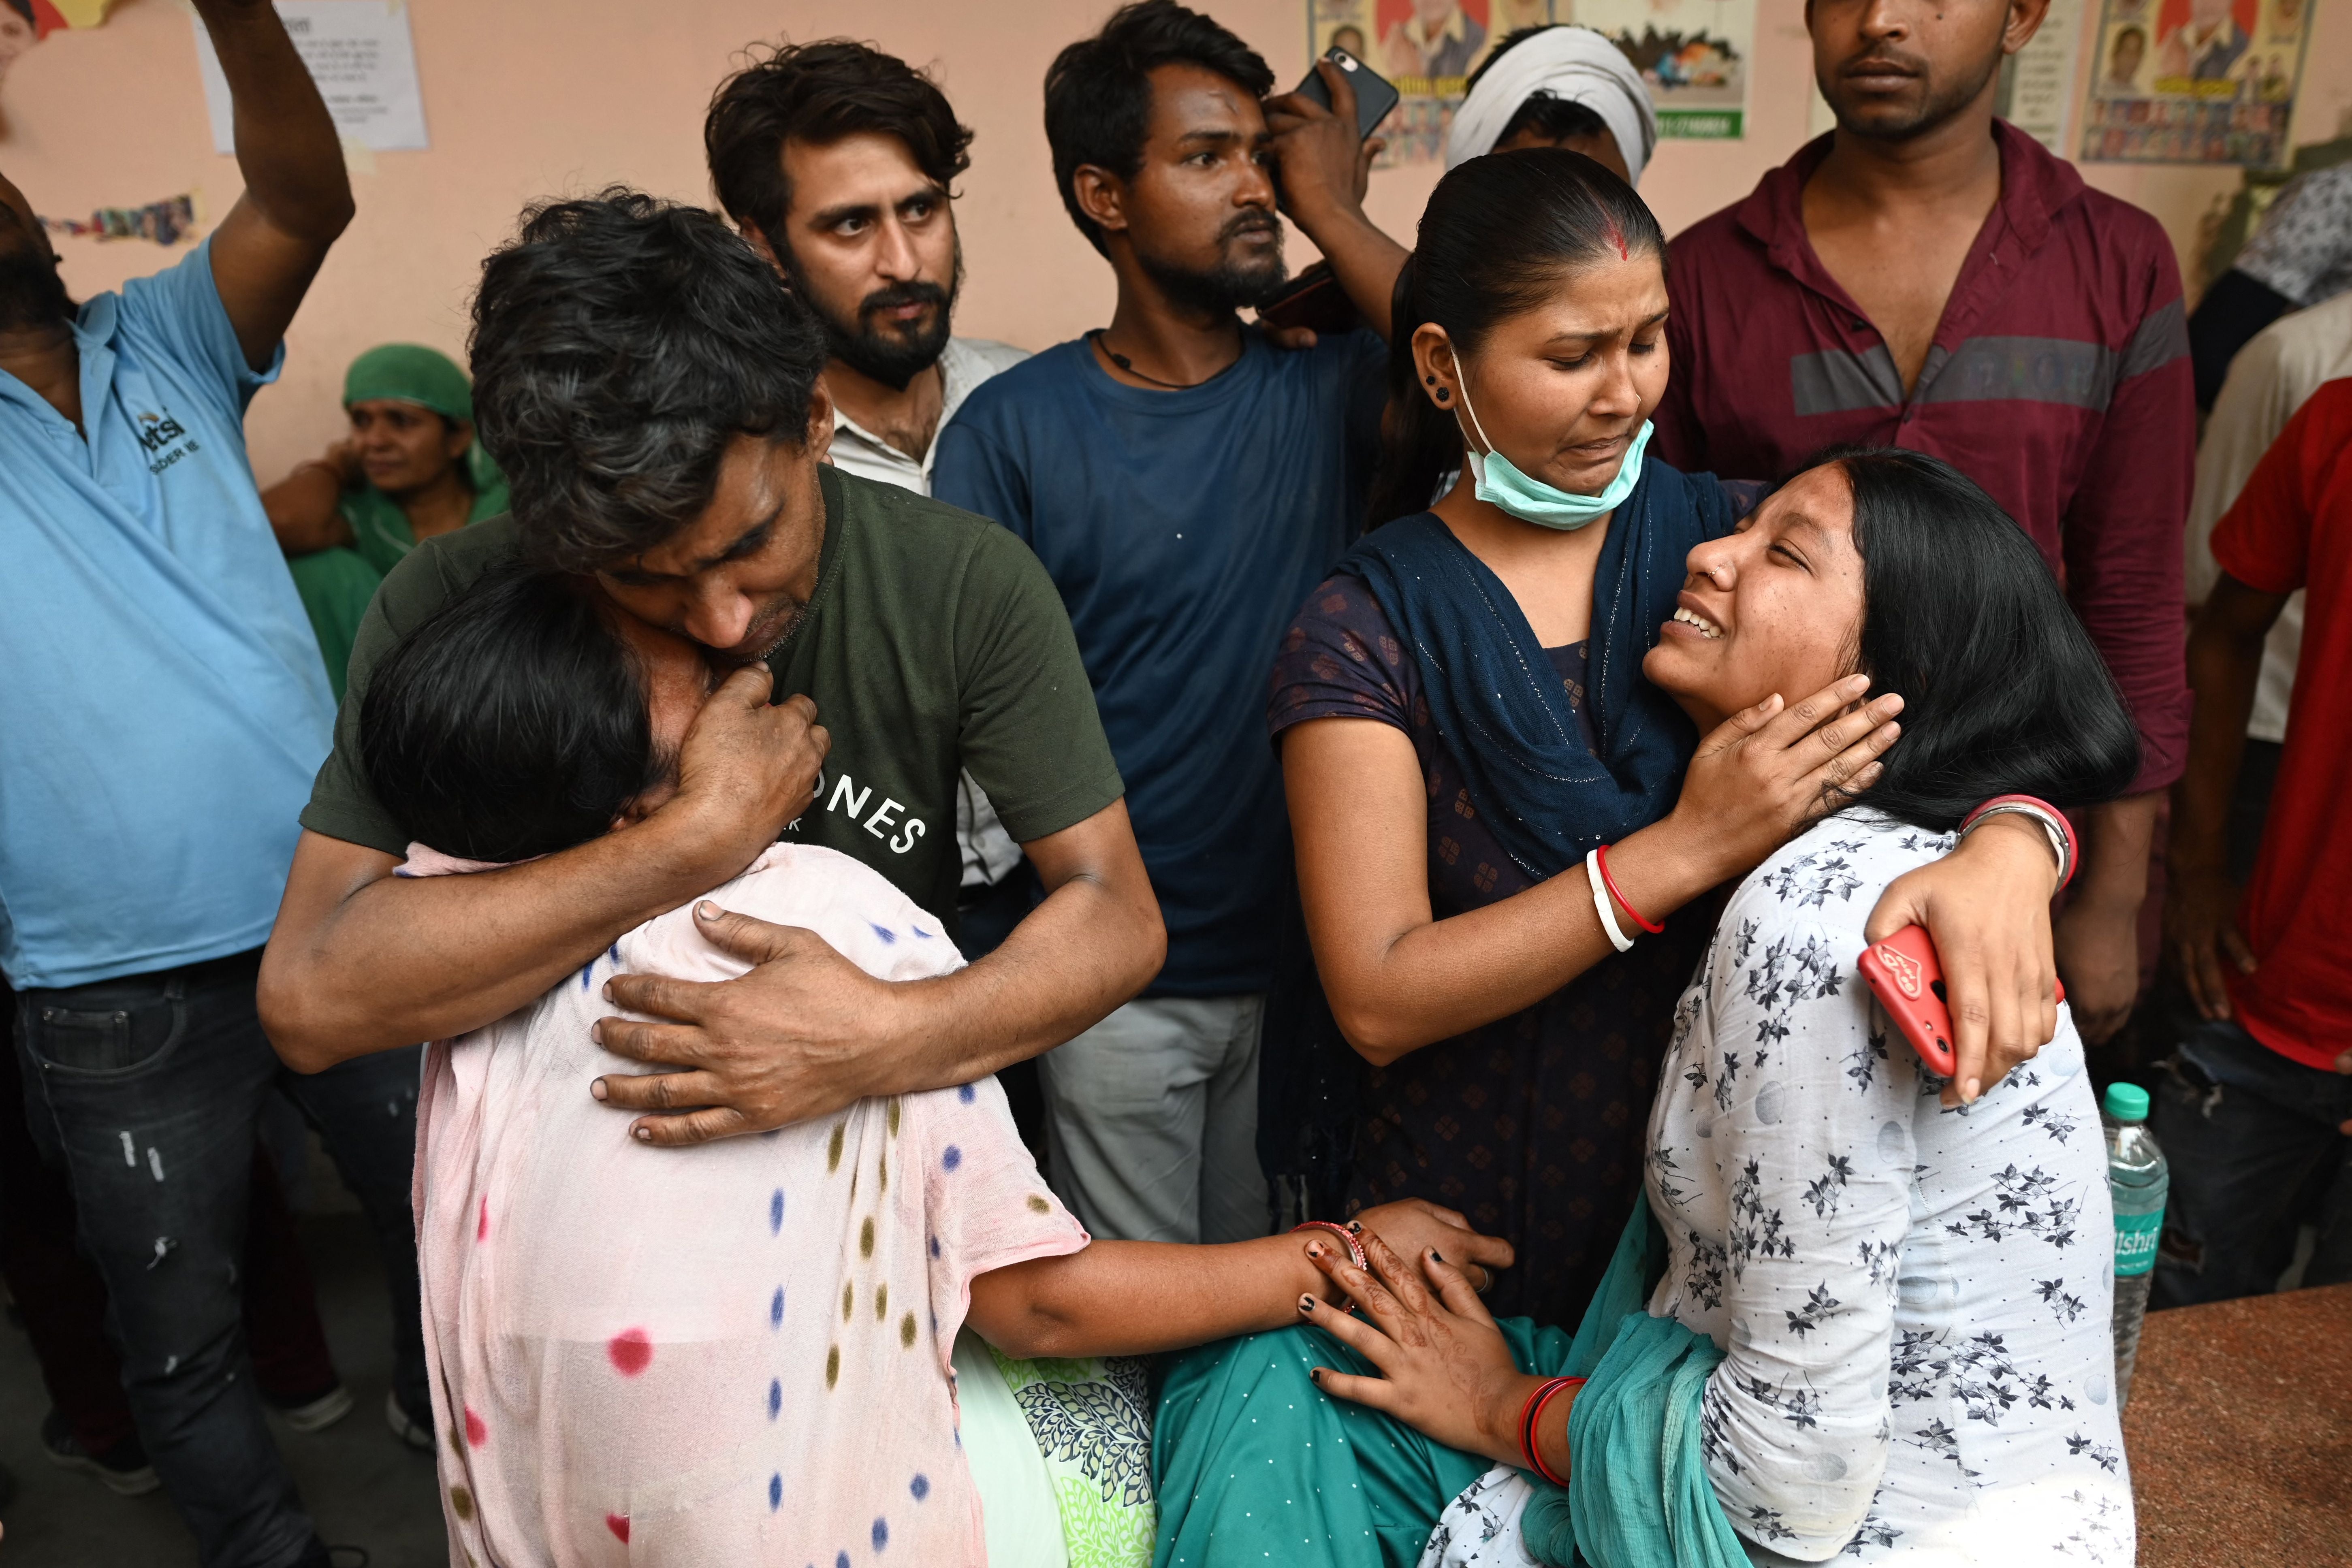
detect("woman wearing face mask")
[1166,446,2139,1568]
[1252,150,2071,1336]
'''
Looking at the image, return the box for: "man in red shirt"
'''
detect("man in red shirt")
[2156,379,2352,1303]
[1654,0,2192,1045]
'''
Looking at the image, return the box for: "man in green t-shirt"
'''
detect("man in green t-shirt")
[259,192,1163,1143]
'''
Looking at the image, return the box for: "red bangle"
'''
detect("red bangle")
[1517,1375,1583,1486]
[1292,1220,1369,1317]
[1592,844,1664,934]
[1291,1220,1368,1272]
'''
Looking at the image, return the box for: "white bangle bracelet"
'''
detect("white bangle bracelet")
[1961,803,2074,887]
[1586,847,1635,953]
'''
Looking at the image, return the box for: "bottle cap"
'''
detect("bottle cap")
[2103,1082,2150,1122]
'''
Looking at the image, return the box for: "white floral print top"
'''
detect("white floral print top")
[1646,812,2134,1564]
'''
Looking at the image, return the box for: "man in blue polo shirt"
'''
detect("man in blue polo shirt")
[0,4,397,1564]
[935,1,1384,1245]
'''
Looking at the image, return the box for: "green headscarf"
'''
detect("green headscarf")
[287,344,509,700]
[335,343,509,578]
[342,342,474,422]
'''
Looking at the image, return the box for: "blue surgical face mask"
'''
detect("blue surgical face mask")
[1453,372,1650,531]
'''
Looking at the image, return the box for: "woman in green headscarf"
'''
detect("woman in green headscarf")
[263,343,509,698]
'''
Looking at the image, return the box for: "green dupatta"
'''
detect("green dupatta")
[286,447,508,700]
[1150,1203,1747,1568]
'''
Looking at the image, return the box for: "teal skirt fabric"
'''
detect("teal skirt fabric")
[1150,1208,1750,1568]
[1152,1315,1575,1568]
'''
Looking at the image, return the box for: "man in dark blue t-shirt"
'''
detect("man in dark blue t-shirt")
[935,0,1383,1246]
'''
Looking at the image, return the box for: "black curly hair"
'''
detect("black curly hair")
[1044,0,1274,257]
[706,40,974,254]
[468,188,829,572]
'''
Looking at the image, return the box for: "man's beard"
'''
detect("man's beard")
[1822,44,2002,142]
[784,239,961,393]
[1138,212,1289,318]
[0,214,71,333]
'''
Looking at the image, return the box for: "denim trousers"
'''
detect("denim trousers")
[13,947,425,1568]
[2149,1015,2352,1307]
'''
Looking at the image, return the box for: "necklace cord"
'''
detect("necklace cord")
[1088,329,1216,391]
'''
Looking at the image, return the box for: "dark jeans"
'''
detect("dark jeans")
[13,948,424,1568]
[2,1046,339,1457]
[2149,1016,2352,1308]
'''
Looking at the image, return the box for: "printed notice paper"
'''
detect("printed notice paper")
[1997,0,2089,156]
[194,1,427,154]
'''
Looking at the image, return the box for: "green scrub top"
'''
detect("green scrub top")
[286,446,509,701]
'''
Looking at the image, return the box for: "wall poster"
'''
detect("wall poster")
[1306,0,1559,166]
[1304,0,1755,161]
[193,0,428,155]
[41,192,202,244]
[3,0,122,93]
[1573,0,1754,139]
[2079,0,2314,165]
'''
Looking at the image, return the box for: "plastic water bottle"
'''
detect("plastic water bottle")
[2104,1082,2167,1409]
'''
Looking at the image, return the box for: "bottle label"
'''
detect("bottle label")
[2114,1206,2164,1277]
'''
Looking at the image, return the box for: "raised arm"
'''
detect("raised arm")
[195,0,354,371]
[258,667,826,1068]
[585,798,1164,1143]
[1287,676,1901,1065]
[1264,60,1409,339]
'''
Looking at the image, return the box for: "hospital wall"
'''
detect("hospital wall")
[4,0,2348,483]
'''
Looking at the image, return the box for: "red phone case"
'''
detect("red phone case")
[1860,924,2064,1079]
[1859,926,1957,1075]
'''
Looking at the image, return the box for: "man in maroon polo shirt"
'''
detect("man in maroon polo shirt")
[1654,0,2192,1045]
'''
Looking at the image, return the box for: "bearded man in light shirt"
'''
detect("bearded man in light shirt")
[706,40,1033,954]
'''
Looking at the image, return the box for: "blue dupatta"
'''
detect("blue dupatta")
[1336,456,1737,881]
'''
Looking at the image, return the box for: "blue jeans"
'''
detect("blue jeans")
[14,948,424,1568]
[2149,1016,2352,1308]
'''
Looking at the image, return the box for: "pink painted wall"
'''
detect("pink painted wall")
[2,0,2346,483]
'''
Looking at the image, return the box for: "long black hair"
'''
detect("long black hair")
[1829,447,2140,829]
[362,568,665,863]
[1367,148,1665,527]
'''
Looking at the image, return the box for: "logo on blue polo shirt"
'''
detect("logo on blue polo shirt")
[135,408,199,475]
